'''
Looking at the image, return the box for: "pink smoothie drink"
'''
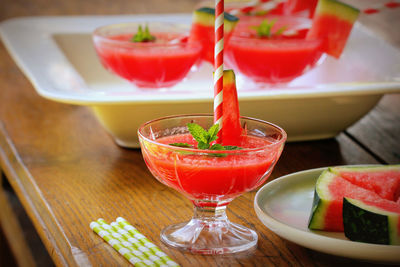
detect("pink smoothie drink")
[139,116,286,207]
[226,15,324,84]
[93,23,202,88]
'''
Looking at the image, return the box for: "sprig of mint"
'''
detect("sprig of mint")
[169,123,243,154]
[132,24,156,43]
[187,123,219,149]
[251,19,287,38]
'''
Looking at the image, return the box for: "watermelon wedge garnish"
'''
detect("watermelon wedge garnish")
[308,165,400,234]
[306,0,360,58]
[222,69,242,146]
[189,7,239,64]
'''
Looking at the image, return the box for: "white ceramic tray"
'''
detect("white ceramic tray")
[1,15,400,147]
[254,166,400,264]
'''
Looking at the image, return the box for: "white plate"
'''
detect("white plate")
[254,167,400,264]
[1,15,400,147]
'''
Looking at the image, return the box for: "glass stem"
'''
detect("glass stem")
[160,201,258,253]
[192,202,229,225]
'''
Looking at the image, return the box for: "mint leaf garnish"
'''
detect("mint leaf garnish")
[210,144,243,157]
[251,19,286,38]
[187,123,209,144]
[132,24,156,43]
[210,143,244,157]
[168,123,243,156]
[169,143,193,148]
[207,124,220,143]
[197,141,210,150]
[187,123,221,149]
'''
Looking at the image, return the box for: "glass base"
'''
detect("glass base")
[160,218,258,255]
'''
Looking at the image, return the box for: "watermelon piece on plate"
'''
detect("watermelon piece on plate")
[308,165,400,232]
[221,69,242,146]
[306,0,360,58]
[331,166,400,201]
[343,197,400,245]
[189,7,239,64]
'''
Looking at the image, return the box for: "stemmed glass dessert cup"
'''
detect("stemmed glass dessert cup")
[93,22,202,89]
[138,114,287,254]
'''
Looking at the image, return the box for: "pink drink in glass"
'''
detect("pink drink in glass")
[144,134,279,205]
[226,15,324,84]
[93,22,202,89]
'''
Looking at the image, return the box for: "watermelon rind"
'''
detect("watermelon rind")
[315,0,359,23]
[343,197,400,245]
[308,169,336,230]
[223,69,235,84]
[193,7,239,32]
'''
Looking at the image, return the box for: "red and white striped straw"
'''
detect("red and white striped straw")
[214,0,224,137]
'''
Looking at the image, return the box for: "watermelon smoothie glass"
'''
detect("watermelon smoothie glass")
[138,114,286,254]
[93,22,202,89]
[225,15,324,84]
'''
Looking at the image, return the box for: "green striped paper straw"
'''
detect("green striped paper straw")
[90,221,150,267]
[110,222,166,266]
[116,217,179,267]
[96,219,158,266]
[98,219,166,267]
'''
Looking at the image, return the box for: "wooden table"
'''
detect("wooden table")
[0,0,399,266]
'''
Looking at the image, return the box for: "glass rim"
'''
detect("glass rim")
[92,22,200,48]
[137,114,287,153]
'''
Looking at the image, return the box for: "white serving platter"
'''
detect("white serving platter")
[254,166,400,264]
[1,15,400,147]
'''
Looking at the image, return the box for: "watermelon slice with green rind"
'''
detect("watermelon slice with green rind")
[343,197,400,245]
[306,0,360,58]
[189,7,239,64]
[308,165,400,233]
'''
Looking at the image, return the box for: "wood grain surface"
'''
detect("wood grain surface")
[0,0,399,266]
